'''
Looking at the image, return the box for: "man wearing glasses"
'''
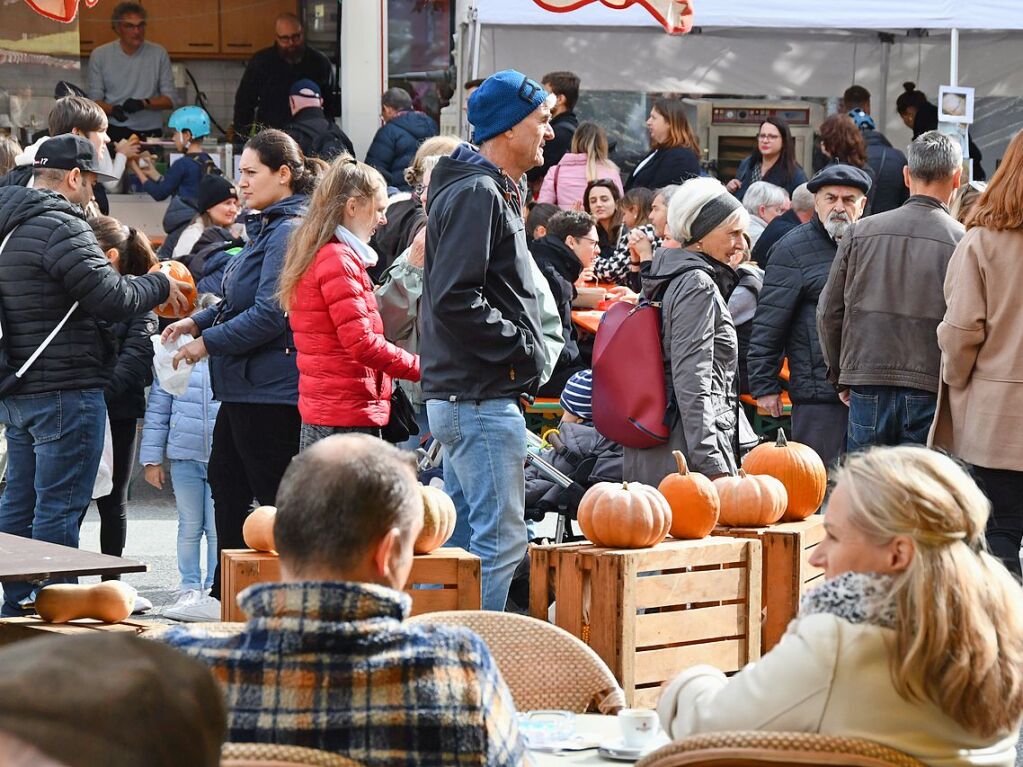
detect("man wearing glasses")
[87,2,175,143]
[233,13,338,140]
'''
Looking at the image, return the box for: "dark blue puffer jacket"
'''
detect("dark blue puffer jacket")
[364,111,438,191]
[191,195,305,405]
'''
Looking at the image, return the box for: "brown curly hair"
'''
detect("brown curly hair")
[819,114,868,169]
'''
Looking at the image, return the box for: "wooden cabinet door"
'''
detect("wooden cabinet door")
[146,0,220,55]
[220,0,298,57]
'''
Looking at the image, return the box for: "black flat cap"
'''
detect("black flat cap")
[807,163,873,195]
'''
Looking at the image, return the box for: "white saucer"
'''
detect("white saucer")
[598,735,669,761]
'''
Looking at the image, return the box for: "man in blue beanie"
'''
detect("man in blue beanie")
[420,70,554,611]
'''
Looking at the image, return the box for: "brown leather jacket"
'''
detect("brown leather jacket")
[816,195,964,393]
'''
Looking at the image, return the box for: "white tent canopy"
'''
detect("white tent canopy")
[476,0,1023,31]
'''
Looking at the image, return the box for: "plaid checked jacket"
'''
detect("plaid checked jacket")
[162,581,526,767]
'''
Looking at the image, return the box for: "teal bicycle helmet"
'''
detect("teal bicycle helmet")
[169,106,211,139]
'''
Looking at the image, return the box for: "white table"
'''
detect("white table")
[527,714,669,767]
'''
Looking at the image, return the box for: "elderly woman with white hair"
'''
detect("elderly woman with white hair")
[741,181,790,248]
[623,177,749,485]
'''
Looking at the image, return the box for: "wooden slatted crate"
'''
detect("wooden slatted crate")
[529,537,762,708]
[221,547,482,622]
[0,616,153,648]
[713,516,825,652]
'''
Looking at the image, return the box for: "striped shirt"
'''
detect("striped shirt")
[162,581,526,767]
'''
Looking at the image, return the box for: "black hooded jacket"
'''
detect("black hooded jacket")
[0,186,168,395]
[861,129,909,214]
[421,145,546,401]
[529,234,583,376]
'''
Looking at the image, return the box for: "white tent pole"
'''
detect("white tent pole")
[878,34,891,130]
[950,27,959,86]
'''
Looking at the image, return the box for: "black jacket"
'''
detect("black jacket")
[862,129,909,214]
[421,145,546,400]
[104,311,158,420]
[368,196,425,283]
[365,112,438,191]
[0,186,169,395]
[625,146,701,191]
[748,216,840,405]
[751,208,801,268]
[529,235,583,377]
[283,106,354,161]
[733,155,808,201]
[233,45,337,136]
[527,111,578,185]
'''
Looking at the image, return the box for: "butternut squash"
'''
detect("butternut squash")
[242,505,277,553]
[34,581,135,624]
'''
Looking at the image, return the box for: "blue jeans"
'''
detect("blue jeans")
[0,389,106,616]
[426,397,528,611]
[847,385,936,452]
[170,459,217,592]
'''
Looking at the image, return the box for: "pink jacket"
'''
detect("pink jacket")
[537,153,624,210]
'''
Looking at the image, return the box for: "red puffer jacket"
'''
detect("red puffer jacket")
[290,239,420,426]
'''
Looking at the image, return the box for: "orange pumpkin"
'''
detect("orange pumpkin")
[742,429,827,521]
[577,481,672,549]
[414,485,457,554]
[242,505,277,552]
[714,470,788,527]
[657,450,720,539]
[149,260,197,319]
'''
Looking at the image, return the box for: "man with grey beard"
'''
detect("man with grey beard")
[747,164,871,468]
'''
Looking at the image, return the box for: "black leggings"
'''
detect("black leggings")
[208,402,301,599]
[81,418,138,579]
[970,465,1023,579]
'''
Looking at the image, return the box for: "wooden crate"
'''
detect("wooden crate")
[0,617,153,648]
[714,516,825,653]
[529,537,762,709]
[221,548,481,622]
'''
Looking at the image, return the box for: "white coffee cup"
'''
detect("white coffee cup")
[618,708,659,748]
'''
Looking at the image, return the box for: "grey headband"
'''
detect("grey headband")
[686,192,743,246]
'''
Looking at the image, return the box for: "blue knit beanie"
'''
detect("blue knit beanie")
[468,69,549,144]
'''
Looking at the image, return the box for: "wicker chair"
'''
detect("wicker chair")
[406,609,626,714]
[221,742,364,766]
[635,731,929,767]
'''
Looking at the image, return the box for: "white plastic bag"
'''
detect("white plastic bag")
[92,415,113,500]
[151,333,195,396]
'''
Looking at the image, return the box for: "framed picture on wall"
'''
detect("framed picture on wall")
[938,85,975,124]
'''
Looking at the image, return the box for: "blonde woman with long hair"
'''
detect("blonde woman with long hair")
[658,445,1023,765]
[537,121,622,210]
[278,155,419,451]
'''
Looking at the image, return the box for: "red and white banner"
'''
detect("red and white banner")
[23,0,100,24]
[531,0,694,34]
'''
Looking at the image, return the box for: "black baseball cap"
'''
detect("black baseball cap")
[32,134,118,183]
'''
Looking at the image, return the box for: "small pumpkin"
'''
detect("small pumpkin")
[658,450,720,539]
[414,485,457,554]
[243,505,277,553]
[577,480,672,549]
[714,470,788,527]
[743,429,827,521]
[148,260,197,319]
[34,581,135,624]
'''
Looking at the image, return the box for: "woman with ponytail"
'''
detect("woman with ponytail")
[85,217,159,590]
[279,155,419,450]
[657,445,1023,765]
[161,128,323,620]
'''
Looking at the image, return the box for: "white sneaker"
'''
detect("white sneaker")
[166,589,202,614]
[163,594,221,623]
[132,594,153,615]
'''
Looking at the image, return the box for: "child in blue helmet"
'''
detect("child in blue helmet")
[129,106,214,204]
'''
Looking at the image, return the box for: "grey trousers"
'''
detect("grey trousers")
[791,402,848,470]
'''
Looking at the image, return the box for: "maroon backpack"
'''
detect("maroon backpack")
[590,299,671,448]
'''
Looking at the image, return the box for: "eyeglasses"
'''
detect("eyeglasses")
[119,21,146,31]
[576,236,600,251]
[757,133,781,141]
[276,33,303,43]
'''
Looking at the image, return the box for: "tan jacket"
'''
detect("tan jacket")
[930,227,1023,469]
[657,613,1019,766]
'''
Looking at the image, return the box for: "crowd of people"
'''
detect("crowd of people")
[0,5,1022,762]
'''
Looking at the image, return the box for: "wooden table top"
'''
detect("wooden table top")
[0,533,147,583]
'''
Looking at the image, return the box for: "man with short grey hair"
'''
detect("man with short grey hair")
[741,181,790,247]
[817,130,964,451]
[365,87,438,191]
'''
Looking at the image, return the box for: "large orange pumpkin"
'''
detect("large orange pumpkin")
[742,429,827,521]
[414,485,457,554]
[149,260,197,318]
[577,481,671,549]
[714,470,788,527]
[657,450,720,539]
[243,505,277,552]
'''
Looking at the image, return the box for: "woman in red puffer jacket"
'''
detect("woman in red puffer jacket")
[279,156,419,450]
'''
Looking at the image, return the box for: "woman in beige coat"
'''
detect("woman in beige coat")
[930,129,1023,577]
[657,446,1023,766]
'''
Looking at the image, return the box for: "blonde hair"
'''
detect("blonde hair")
[835,446,1023,737]
[403,134,460,187]
[277,154,385,310]
[571,122,618,183]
